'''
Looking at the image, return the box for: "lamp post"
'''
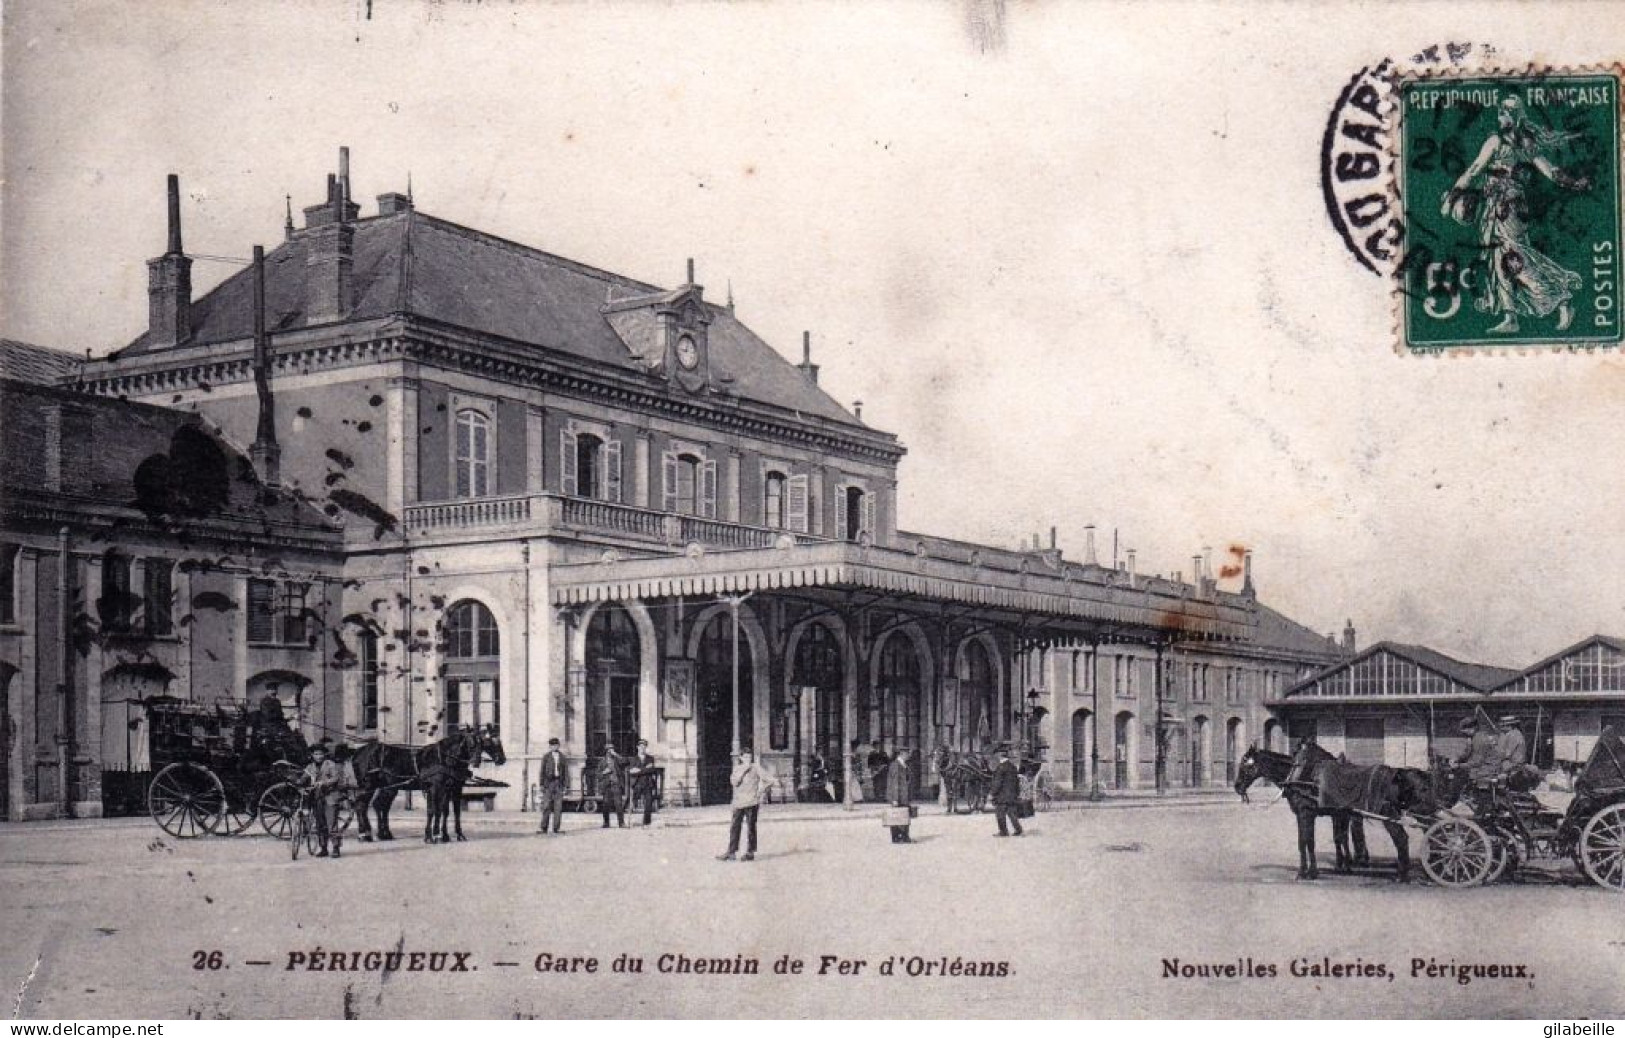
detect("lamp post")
[1154,641,1167,794]
[788,685,804,801]
[1015,687,1047,760]
[1089,644,1104,801]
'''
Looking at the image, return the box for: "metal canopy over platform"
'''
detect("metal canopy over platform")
[550,540,1257,641]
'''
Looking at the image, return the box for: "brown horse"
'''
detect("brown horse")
[422,726,508,844]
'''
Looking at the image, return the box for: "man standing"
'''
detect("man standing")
[1457,715,1501,786]
[536,737,567,835]
[868,742,891,803]
[887,748,914,844]
[628,739,659,826]
[1496,716,1527,776]
[300,741,357,859]
[718,748,776,862]
[597,746,627,828]
[990,745,1024,838]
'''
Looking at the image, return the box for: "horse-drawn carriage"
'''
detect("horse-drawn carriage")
[1420,725,1625,890]
[1235,727,1625,891]
[139,695,311,838]
[936,747,1054,815]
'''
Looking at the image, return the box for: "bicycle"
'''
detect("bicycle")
[288,781,355,861]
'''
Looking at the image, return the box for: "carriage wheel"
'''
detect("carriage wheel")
[580,797,598,815]
[214,792,258,836]
[1578,803,1625,892]
[148,763,227,839]
[258,783,301,840]
[1421,817,1495,887]
[1484,836,1514,884]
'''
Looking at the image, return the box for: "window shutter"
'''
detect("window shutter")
[787,474,809,534]
[860,492,876,539]
[661,453,679,512]
[560,428,579,497]
[700,459,718,519]
[834,485,849,541]
[247,579,275,643]
[605,440,623,503]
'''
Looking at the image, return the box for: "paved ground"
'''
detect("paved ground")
[3,798,1622,1019]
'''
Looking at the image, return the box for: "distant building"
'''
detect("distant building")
[0,341,341,820]
[1269,636,1625,769]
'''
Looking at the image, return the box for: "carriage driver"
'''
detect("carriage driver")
[301,741,358,859]
[1495,716,1527,776]
[1456,715,1502,786]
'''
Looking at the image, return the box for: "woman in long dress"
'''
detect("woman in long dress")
[1442,96,1592,334]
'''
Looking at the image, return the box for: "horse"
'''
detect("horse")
[350,730,482,842]
[1235,743,1458,882]
[422,725,507,844]
[938,749,992,814]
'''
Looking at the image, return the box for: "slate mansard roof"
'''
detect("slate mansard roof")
[119,209,865,428]
[0,338,80,385]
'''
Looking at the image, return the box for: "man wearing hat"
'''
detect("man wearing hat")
[628,739,660,826]
[1456,714,1501,786]
[1495,716,1527,777]
[536,737,568,835]
[300,741,357,859]
[990,744,1024,837]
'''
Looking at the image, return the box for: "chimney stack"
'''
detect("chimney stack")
[853,400,864,421]
[306,148,357,322]
[685,257,696,286]
[1241,549,1256,598]
[1192,555,1204,593]
[146,174,192,347]
[1125,548,1137,586]
[1084,525,1098,566]
[249,245,281,486]
[1049,526,1057,550]
[798,330,821,385]
[376,192,412,216]
[1342,619,1357,653]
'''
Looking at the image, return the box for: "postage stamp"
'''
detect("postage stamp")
[1397,69,1623,352]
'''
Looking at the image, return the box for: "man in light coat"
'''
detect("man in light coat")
[718,748,776,862]
[1495,716,1527,776]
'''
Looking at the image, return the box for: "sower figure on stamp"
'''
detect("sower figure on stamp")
[301,741,357,859]
[1443,96,1592,335]
[887,748,914,844]
[536,737,567,835]
[628,738,659,826]
[990,745,1024,838]
[597,746,627,828]
[718,748,776,862]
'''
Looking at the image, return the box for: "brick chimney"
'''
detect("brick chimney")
[146,174,192,346]
[305,147,358,323]
[1342,619,1357,653]
[1241,549,1256,598]
[798,331,820,384]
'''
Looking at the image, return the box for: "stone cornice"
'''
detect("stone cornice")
[0,490,344,556]
[77,318,905,466]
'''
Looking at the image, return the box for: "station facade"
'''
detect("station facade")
[6,151,1348,814]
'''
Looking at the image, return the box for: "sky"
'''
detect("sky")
[3,0,1624,667]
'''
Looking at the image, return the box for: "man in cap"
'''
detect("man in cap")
[990,744,1024,837]
[536,737,568,835]
[628,738,660,826]
[1495,716,1527,777]
[300,741,357,858]
[1456,714,1501,786]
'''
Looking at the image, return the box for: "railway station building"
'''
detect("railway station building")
[8,150,1347,815]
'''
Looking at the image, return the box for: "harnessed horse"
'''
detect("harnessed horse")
[422,726,508,844]
[350,729,497,842]
[1235,743,1457,882]
[936,748,992,814]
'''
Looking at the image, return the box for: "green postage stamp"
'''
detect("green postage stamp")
[1399,70,1623,352]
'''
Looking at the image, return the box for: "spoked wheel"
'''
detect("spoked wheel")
[1484,836,1515,884]
[214,792,258,836]
[1578,803,1625,892]
[258,783,301,840]
[290,810,309,861]
[148,763,227,839]
[1421,817,1495,887]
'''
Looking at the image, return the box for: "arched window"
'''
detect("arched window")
[586,604,640,759]
[878,634,923,775]
[960,639,995,751]
[444,600,499,736]
[763,471,787,529]
[454,409,491,499]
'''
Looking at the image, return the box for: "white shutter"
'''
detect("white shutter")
[700,459,718,519]
[860,491,876,539]
[662,453,679,513]
[787,474,809,534]
[561,428,579,497]
[605,440,623,503]
[834,484,849,541]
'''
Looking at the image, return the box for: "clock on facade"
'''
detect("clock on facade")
[676,334,700,370]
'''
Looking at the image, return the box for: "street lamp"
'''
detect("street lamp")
[1015,687,1048,761]
[787,685,804,801]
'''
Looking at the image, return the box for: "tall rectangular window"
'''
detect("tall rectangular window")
[455,409,491,499]
[360,630,380,731]
[101,553,133,633]
[247,578,277,643]
[0,543,17,626]
[143,559,173,637]
[280,582,309,645]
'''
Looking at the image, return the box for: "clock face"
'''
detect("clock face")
[676,335,700,370]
